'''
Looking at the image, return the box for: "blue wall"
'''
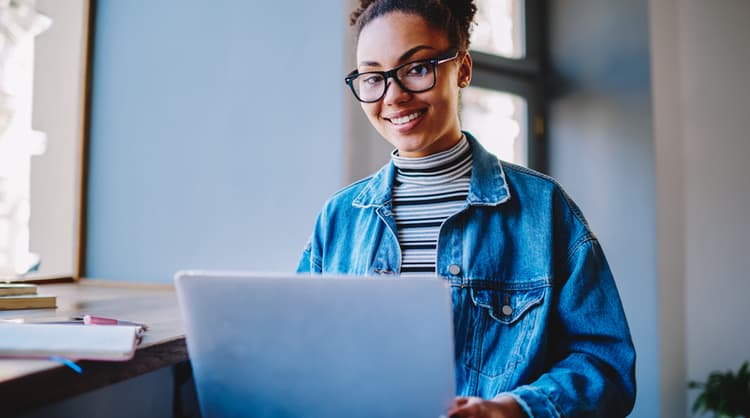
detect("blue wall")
[547,0,659,416]
[86,1,345,281]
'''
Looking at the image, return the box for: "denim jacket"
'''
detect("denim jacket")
[297,133,636,417]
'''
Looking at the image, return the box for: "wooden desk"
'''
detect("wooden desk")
[0,280,187,415]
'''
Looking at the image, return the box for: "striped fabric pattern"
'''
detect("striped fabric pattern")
[391,136,472,276]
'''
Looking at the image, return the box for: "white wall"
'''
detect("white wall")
[649,0,687,415]
[30,0,87,277]
[681,0,750,380]
[651,0,750,416]
[680,0,750,413]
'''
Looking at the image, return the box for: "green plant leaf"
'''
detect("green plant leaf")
[689,360,750,417]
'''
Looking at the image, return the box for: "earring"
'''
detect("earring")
[459,80,469,88]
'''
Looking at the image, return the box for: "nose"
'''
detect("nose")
[382,77,412,105]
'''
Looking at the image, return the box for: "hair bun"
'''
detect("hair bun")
[443,0,477,49]
[444,0,478,24]
[349,0,478,50]
[350,0,378,26]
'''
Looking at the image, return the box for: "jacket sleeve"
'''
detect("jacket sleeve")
[296,208,325,274]
[503,238,636,418]
[296,239,320,274]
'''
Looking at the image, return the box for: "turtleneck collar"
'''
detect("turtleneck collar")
[391,134,469,172]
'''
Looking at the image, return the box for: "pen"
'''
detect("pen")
[49,356,83,374]
[81,315,148,329]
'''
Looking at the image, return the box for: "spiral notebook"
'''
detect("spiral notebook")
[0,323,143,361]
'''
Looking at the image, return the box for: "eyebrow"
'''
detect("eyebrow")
[358,45,437,68]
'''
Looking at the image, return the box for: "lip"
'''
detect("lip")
[382,108,427,133]
[382,108,425,120]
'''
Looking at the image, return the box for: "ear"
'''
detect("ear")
[457,52,473,88]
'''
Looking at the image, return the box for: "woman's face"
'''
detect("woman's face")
[355,12,471,157]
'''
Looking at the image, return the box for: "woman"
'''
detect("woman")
[298,1,636,416]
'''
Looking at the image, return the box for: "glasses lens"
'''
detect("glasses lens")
[396,60,436,92]
[352,73,386,102]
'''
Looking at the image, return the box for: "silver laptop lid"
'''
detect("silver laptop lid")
[175,271,456,418]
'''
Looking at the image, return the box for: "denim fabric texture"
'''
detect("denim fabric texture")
[297,133,636,417]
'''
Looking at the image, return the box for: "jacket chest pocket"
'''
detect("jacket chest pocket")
[471,285,545,324]
[460,281,548,381]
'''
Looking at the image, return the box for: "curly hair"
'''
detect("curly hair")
[350,0,478,51]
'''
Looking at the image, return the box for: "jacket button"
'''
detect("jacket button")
[501,304,513,316]
[448,264,461,275]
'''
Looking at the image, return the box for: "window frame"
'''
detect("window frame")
[466,0,547,171]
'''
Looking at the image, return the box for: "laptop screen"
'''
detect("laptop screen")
[175,272,456,418]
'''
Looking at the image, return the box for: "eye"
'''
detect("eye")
[360,73,385,86]
[405,62,431,77]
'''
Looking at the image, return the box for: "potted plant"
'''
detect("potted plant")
[689,361,750,418]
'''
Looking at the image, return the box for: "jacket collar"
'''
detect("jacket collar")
[353,131,511,208]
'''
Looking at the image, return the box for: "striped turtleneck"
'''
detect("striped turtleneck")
[391,135,472,276]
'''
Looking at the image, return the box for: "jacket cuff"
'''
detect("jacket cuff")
[494,386,562,418]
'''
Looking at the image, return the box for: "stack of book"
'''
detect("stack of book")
[0,283,57,310]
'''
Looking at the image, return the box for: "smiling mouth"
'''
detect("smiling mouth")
[385,110,425,125]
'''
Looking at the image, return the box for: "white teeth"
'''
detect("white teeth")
[390,111,422,125]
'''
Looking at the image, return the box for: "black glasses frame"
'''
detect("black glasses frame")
[344,50,460,103]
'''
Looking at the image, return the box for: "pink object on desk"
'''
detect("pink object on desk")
[82,315,143,327]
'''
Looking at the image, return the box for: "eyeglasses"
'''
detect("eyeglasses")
[344,50,460,103]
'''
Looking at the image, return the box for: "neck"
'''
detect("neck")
[396,130,464,158]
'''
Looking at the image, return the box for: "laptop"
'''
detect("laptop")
[174,271,456,418]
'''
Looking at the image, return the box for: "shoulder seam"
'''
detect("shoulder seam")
[501,161,558,184]
[502,163,591,228]
[567,235,597,264]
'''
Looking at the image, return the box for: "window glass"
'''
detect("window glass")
[461,86,528,166]
[471,0,526,59]
[0,2,51,277]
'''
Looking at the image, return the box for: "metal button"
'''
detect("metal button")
[448,264,461,275]
[501,304,513,316]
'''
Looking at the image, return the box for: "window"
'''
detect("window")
[471,0,526,58]
[0,1,51,276]
[460,0,545,170]
[461,87,527,165]
[0,0,88,280]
